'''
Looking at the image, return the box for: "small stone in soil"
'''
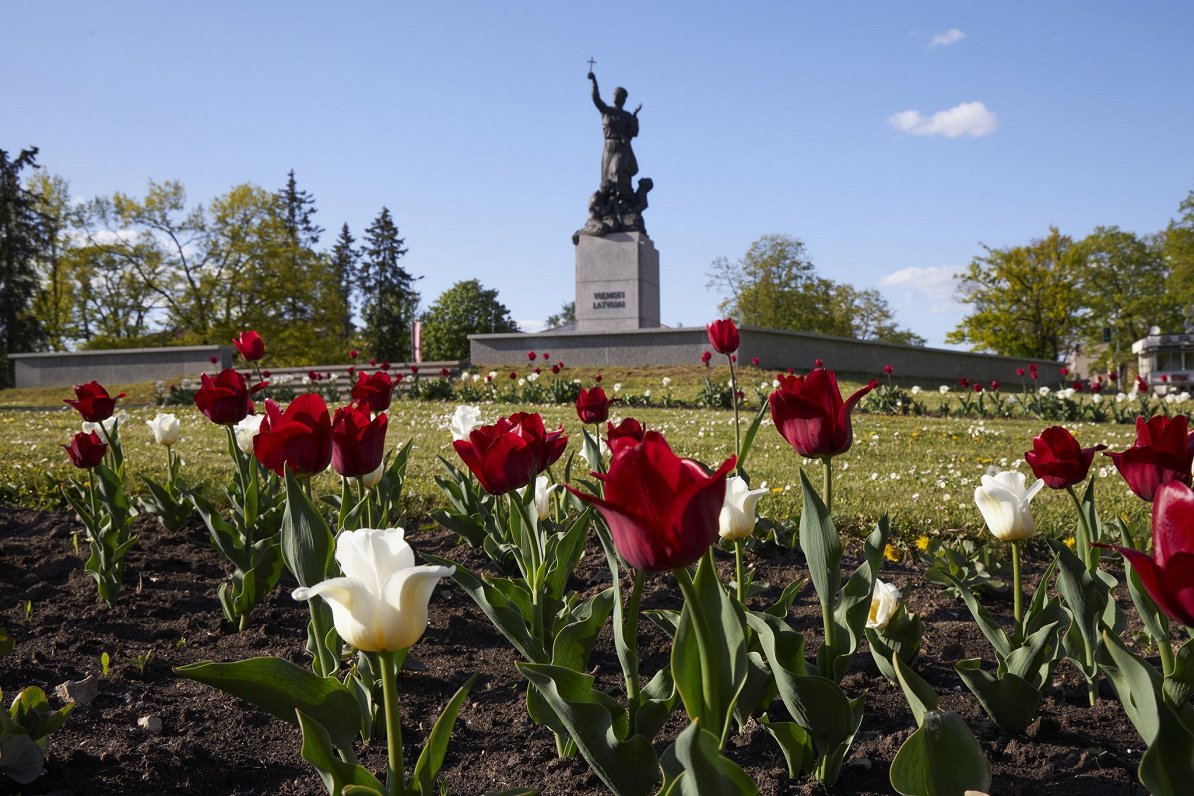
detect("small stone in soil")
[138,715,163,735]
[55,675,99,707]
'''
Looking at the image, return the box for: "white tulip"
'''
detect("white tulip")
[146,413,181,447]
[361,461,385,489]
[718,475,768,541]
[938,385,950,394]
[292,528,454,653]
[973,470,1044,542]
[578,435,609,469]
[867,579,902,630]
[449,405,483,442]
[517,475,557,520]
[233,414,264,455]
[82,413,124,436]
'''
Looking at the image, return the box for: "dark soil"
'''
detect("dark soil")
[0,505,1152,795]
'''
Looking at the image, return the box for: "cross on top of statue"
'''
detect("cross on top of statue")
[587,57,596,73]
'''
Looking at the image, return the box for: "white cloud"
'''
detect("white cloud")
[878,266,960,313]
[888,101,999,138]
[930,28,966,48]
[518,319,547,334]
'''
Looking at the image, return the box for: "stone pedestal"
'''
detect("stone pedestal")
[574,232,660,332]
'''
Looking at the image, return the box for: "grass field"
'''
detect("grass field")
[0,365,1156,546]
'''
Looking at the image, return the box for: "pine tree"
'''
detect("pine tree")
[275,170,323,324]
[330,223,358,341]
[359,208,419,361]
[0,147,48,386]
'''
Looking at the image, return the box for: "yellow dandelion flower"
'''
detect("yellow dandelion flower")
[1063,537,1076,550]
[916,535,930,552]
[883,543,902,562]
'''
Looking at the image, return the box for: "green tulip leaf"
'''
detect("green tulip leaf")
[762,576,807,618]
[1164,639,1194,708]
[735,400,770,477]
[955,658,1042,734]
[939,571,1012,660]
[797,469,841,635]
[890,710,991,796]
[892,655,938,728]
[0,733,44,785]
[411,674,478,796]
[824,516,889,679]
[658,722,759,796]
[1101,631,1194,796]
[758,714,814,779]
[672,555,749,745]
[280,466,334,587]
[295,709,384,796]
[517,663,660,796]
[176,657,361,751]
[423,554,544,664]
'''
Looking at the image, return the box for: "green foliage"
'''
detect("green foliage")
[359,207,419,362]
[706,234,922,344]
[544,300,575,329]
[420,279,517,361]
[0,685,74,785]
[0,147,47,386]
[947,227,1082,358]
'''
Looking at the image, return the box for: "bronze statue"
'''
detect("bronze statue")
[575,70,653,245]
[589,72,640,199]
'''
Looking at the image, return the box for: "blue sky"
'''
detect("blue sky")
[5,2,1193,347]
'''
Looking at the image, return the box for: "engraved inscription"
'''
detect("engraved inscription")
[592,290,626,309]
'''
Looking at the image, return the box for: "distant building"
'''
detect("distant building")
[1132,332,1194,391]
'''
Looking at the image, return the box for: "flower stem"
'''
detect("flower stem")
[821,457,833,514]
[673,564,723,744]
[1158,613,1176,679]
[624,570,645,725]
[727,356,742,468]
[1012,540,1023,637]
[380,649,405,796]
[734,540,746,604]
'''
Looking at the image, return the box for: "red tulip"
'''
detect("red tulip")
[1017,367,1025,377]
[551,365,560,375]
[63,431,107,469]
[769,370,875,459]
[1103,481,1194,628]
[972,383,983,393]
[528,351,537,361]
[194,369,263,425]
[1110,373,1118,382]
[1072,381,1084,392]
[542,352,550,360]
[751,357,760,367]
[253,394,333,477]
[1105,415,1194,501]
[331,401,388,478]
[233,330,265,362]
[700,351,712,366]
[1025,426,1107,490]
[706,318,740,355]
[607,417,647,456]
[64,381,125,423]
[883,365,894,375]
[814,359,823,368]
[576,386,616,425]
[441,367,450,378]
[349,349,359,359]
[210,355,218,364]
[990,380,1001,392]
[567,432,736,572]
[452,412,568,495]
[410,365,418,375]
[1060,367,1069,377]
[509,371,518,380]
[595,374,603,383]
[959,377,970,388]
[351,371,394,413]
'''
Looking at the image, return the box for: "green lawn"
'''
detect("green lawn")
[0,369,1153,545]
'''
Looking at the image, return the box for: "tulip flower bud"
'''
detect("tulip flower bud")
[234,414,264,455]
[718,475,768,541]
[292,528,454,652]
[146,413,181,447]
[974,471,1044,541]
[866,579,902,630]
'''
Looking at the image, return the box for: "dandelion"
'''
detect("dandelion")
[916,535,930,551]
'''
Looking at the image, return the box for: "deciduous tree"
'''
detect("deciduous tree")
[421,279,517,360]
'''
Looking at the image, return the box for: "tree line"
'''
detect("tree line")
[0,147,521,386]
[947,193,1194,374]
